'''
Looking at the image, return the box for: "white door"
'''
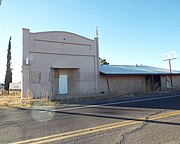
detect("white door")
[59,75,68,94]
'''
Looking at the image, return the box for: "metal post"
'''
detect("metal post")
[162,51,177,90]
[168,59,173,89]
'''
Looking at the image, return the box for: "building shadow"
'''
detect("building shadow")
[29,108,180,127]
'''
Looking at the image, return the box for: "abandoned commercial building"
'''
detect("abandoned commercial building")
[99,65,180,95]
[22,28,180,99]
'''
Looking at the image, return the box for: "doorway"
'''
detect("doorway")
[145,75,161,92]
[59,75,68,94]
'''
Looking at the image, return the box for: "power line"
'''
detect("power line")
[0,0,179,33]
[0,20,21,29]
[79,0,180,27]
[41,0,180,31]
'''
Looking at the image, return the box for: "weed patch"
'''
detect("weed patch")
[0,92,57,109]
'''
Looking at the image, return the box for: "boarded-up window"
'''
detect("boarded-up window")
[41,72,49,85]
[30,71,41,83]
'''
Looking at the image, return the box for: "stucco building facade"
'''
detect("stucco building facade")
[22,28,99,99]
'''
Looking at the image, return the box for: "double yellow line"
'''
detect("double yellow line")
[13,110,180,144]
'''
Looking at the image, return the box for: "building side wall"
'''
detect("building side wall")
[161,75,180,91]
[172,75,180,90]
[100,75,146,95]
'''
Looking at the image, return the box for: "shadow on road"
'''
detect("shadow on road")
[15,92,180,128]
[29,108,180,127]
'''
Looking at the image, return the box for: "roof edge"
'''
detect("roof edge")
[28,30,94,41]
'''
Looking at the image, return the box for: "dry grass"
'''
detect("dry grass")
[0,91,57,109]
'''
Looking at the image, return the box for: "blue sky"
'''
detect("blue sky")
[0,0,180,83]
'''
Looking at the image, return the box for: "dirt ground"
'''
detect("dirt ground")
[0,91,57,109]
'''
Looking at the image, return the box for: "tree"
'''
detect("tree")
[99,58,109,65]
[4,36,12,91]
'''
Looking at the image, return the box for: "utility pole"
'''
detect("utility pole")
[162,51,177,90]
[0,0,2,5]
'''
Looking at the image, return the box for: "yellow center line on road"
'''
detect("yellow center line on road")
[148,111,180,120]
[13,110,180,144]
[12,120,134,144]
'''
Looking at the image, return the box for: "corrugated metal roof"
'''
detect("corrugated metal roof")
[99,65,180,75]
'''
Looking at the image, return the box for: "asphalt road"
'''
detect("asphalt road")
[0,93,180,144]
